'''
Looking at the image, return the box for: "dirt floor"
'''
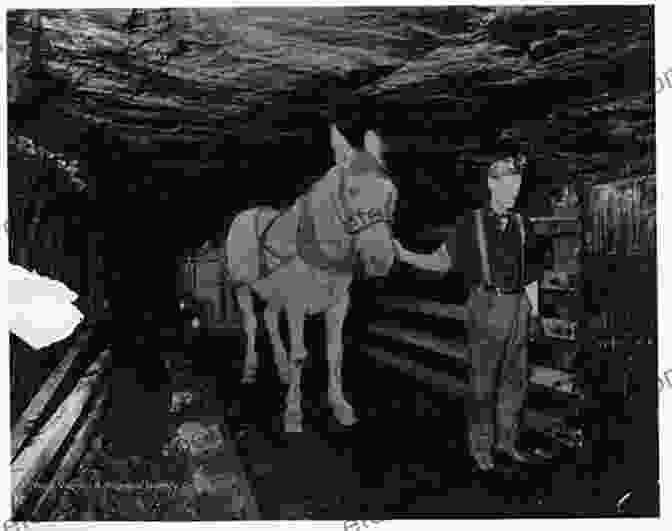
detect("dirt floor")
[56,321,652,521]
[199,326,653,519]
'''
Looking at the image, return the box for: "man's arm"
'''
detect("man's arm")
[393,214,467,276]
[525,281,539,317]
[394,239,453,274]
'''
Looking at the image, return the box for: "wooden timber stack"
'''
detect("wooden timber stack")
[354,219,587,455]
[352,175,656,468]
[10,328,112,521]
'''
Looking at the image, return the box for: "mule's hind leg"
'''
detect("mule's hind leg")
[264,305,290,384]
[236,286,258,384]
[326,293,357,426]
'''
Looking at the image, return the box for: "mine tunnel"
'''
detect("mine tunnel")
[7,6,657,521]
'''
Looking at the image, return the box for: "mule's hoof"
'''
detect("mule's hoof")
[285,422,303,433]
[338,412,358,427]
[241,371,257,385]
[334,404,358,426]
[284,411,303,433]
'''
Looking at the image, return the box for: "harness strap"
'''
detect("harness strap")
[474,208,527,289]
[254,209,264,278]
[474,208,492,286]
[515,213,526,285]
[297,194,356,274]
[249,160,390,281]
[257,208,297,281]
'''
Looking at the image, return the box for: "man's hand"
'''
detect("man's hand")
[436,242,452,270]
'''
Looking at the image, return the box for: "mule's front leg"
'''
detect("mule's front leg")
[236,286,258,384]
[326,294,357,426]
[264,306,290,384]
[284,306,308,433]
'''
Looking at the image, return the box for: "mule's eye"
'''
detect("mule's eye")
[348,187,360,198]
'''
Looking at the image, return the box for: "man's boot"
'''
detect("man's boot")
[473,452,496,472]
[469,424,496,472]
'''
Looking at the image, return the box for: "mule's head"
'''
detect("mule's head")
[330,125,397,277]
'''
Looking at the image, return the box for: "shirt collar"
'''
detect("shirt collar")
[487,207,512,218]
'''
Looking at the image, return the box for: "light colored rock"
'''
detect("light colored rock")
[175,421,225,457]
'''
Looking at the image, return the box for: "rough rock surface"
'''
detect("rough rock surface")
[7,7,654,232]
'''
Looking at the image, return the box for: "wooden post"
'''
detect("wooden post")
[56,216,65,285]
[30,10,43,76]
[44,221,55,279]
[192,256,198,296]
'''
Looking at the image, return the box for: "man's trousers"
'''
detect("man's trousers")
[465,287,531,458]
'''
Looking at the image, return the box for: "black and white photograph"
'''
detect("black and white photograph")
[3,2,661,523]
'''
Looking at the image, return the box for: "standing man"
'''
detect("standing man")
[394,151,542,472]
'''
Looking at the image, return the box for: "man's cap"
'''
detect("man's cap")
[488,154,527,179]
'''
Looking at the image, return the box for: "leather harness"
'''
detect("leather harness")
[254,165,394,282]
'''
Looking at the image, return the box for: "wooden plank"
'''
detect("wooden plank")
[368,323,578,395]
[363,345,580,448]
[530,216,580,223]
[12,328,92,460]
[373,295,468,322]
[364,344,467,394]
[540,283,577,294]
[370,321,468,360]
[12,349,111,512]
[32,384,109,519]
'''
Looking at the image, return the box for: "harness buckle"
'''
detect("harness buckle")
[482,284,523,296]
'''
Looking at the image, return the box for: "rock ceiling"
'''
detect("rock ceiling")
[8,6,654,198]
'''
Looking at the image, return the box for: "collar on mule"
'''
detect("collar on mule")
[260,162,395,277]
[296,164,394,274]
[296,192,357,274]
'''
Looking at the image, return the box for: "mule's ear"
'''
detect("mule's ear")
[364,129,385,167]
[330,124,351,165]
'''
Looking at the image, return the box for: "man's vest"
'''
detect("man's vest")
[457,208,526,289]
[475,208,525,287]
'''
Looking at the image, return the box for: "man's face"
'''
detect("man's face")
[488,171,522,212]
